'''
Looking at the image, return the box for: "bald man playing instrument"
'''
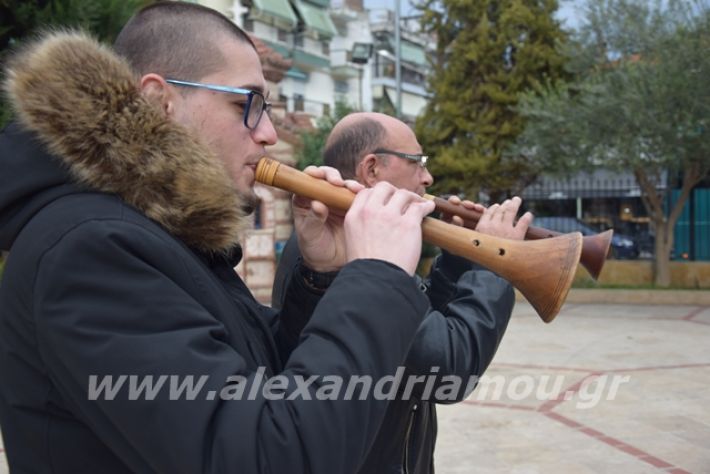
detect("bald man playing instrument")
[272,112,532,474]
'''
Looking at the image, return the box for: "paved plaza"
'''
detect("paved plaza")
[0,299,708,473]
[434,300,710,473]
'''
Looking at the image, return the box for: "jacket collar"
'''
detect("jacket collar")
[3,31,248,254]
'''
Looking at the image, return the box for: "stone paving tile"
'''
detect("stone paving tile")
[435,405,659,474]
[463,366,591,411]
[554,368,710,473]
[493,308,710,371]
[691,307,710,325]
[561,303,701,320]
[435,301,710,474]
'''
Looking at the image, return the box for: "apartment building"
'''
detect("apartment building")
[195,0,431,120]
[196,0,350,116]
[368,7,430,123]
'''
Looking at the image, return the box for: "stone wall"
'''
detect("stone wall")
[236,184,294,305]
[235,229,276,304]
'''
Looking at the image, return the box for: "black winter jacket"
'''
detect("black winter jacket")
[0,32,430,473]
[273,226,515,474]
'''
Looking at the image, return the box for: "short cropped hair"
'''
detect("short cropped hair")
[323,118,386,180]
[114,1,256,80]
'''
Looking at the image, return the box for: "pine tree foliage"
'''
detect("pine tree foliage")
[415,0,568,200]
[0,0,155,127]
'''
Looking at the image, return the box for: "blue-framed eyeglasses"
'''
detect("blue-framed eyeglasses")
[373,148,429,168]
[165,79,272,130]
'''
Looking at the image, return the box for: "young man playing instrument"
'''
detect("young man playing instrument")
[0,3,436,472]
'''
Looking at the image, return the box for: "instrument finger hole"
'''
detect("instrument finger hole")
[473,239,480,246]
[498,248,505,256]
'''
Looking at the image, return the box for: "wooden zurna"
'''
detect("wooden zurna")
[255,158,583,322]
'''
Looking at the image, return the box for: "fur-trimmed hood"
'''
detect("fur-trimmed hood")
[1,31,247,253]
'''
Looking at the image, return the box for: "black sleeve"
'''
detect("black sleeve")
[270,232,341,364]
[33,219,430,474]
[404,250,515,402]
[272,256,327,364]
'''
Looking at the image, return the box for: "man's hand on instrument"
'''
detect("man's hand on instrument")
[293,166,364,272]
[440,195,485,226]
[344,182,435,275]
[475,196,533,241]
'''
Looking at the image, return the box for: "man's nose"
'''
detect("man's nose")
[252,112,278,146]
[421,167,433,187]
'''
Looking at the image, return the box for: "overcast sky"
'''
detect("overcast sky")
[362,0,585,29]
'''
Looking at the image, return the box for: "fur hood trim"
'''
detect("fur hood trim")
[4,30,247,254]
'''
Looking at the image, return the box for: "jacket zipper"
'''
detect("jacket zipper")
[402,403,418,474]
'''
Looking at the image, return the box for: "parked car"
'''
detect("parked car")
[532,216,640,259]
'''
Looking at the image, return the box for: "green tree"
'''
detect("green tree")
[296,101,355,169]
[516,0,710,286]
[0,0,155,127]
[415,0,568,200]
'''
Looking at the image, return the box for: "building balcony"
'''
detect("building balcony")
[264,40,331,74]
[330,49,361,79]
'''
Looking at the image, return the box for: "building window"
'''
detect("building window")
[383,62,395,78]
[323,103,331,116]
[322,41,330,55]
[294,94,305,112]
[402,67,424,86]
[243,18,254,32]
[278,29,288,42]
[254,200,262,229]
[294,34,304,48]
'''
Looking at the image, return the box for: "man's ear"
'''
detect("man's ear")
[139,73,175,116]
[357,154,380,188]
